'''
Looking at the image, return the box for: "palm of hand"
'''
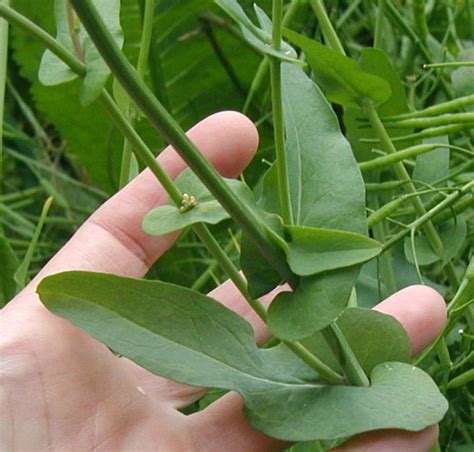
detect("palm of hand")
[1,113,445,451]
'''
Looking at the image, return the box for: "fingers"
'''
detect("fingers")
[373,285,447,356]
[189,285,446,451]
[25,111,258,292]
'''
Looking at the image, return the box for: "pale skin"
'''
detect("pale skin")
[0,112,447,451]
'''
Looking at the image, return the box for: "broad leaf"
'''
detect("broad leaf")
[284,30,391,109]
[0,233,20,307]
[39,0,124,106]
[284,226,382,276]
[143,169,260,235]
[215,0,298,62]
[264,64,369,338]
[38,271,448,441]
[267,272,358,341]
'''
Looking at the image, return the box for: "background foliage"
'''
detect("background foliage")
[1,0,473,450]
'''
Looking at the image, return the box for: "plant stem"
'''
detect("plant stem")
[0,0,10,199]
[412,0,428,41]
[270,0,293,225]
[373,0,386,49]
[243,0,301,114]
[309,0,346,55]
[283,341,346,385]
[323,324,370,387]
[192,224,267,321]
[446,369,474,390]
[363,102,452,266]
[69,0,297,287]
[136,0,154,81]
[424,61,474,69]
[382,180,474,251]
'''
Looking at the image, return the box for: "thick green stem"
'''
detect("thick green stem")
[284,341,345,385]
[270,0,293,225]
[308,0,346,55]
[69,0,297,287]
[323,324,370,387]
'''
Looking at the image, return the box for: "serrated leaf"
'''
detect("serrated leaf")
[215,0,298,62]
[38,271,447,441]
[284,226,382,276]
[284,30,391,109]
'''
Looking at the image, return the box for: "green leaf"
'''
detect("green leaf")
[284,226,382,276]
[215,0,298,62]
[0,233,20,307]
[284,31,391,109]
[267,272,357,341]
[343,48,413,163]
[404,217,467,266]
[264,63,369,338]
[38,271,447,441]
[39,0,124,106]
[142,169,258,236]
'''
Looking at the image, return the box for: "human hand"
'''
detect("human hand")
[0,112,446,451]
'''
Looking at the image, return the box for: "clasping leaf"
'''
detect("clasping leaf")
[39,0,124,106]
